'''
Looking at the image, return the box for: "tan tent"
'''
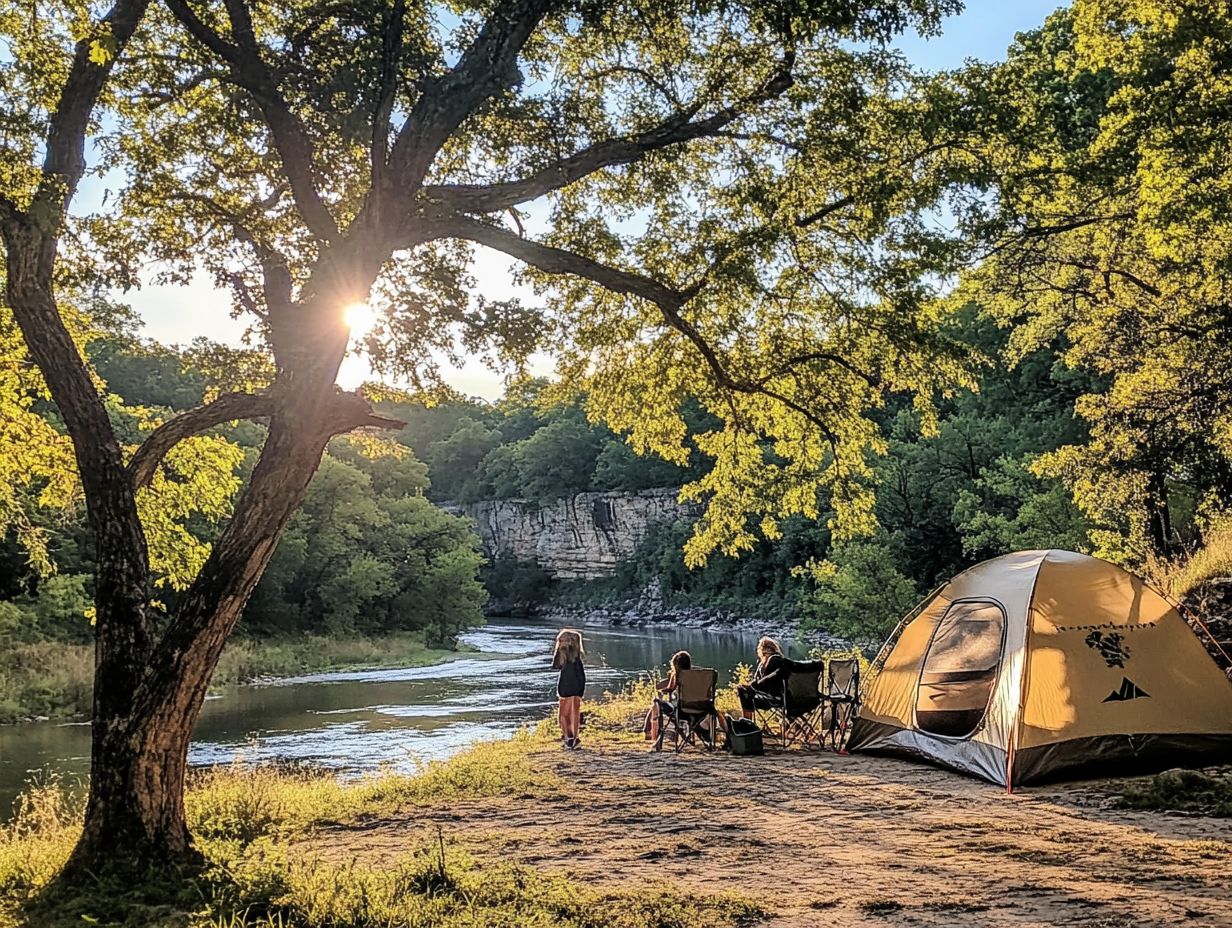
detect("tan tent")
[848,550,1232,787]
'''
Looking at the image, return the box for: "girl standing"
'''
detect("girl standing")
[552,628,585,749]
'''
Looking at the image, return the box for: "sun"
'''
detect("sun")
[343,301,376,336]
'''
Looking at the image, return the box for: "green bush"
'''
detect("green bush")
[1116,769,1232,817]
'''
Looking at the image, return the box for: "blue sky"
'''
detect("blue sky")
[113,0,1065,400]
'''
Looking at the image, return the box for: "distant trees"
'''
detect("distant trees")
[0,336,487,648]
[248,452,484,646]
[383,387,714,503]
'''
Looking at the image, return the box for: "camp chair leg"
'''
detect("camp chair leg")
[676,718,692,753]
[758,706,790,748]
[652,703,673,752]
[825,698,857,752]
[781,708,823,750]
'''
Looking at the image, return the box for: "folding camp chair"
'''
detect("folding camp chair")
[823,658,861,753]
[754,659,824,749]
[653,668,721,753]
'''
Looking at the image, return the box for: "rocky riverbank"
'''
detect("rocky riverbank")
[504,578,852,651]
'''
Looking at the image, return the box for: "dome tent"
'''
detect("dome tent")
[848,550,1232,787]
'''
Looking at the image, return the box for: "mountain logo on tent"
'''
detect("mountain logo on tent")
[1085,630,1131,668]
[1102,677,1150,702]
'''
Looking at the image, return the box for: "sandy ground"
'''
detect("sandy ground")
[305,744,1232,928]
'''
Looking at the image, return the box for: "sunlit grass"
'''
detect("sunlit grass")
[1146,513,1232,601]
[1,735,760,928]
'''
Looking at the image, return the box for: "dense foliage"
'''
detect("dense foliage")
[0,335,486,649]
[950,2,1232,562]
[376,381,708,504]
[439,311,1095,643]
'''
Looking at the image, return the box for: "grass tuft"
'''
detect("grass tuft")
[1147,514,1232,601]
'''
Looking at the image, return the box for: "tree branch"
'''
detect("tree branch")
[422,60,794,214]
[583,64,681,107]
[385,0,556,195]
[755,350,879,388]
[164,0,339,242]
[371,0,407,197]
[128,392,276,489]
[1056,259,1162,298]
[436,215,694,323]
[165,191,294,314]
[434,215,842,447]
[796,194,856,228]
[35,0,153,215]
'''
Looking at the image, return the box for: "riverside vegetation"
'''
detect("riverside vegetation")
[4,677,1224,927]
[0,633,465,725]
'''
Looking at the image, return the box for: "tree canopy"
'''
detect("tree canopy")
[100,0,980,563]
[950,1,1232,561]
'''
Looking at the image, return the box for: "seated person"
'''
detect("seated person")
[735,636,788,719]
[646,650,726,747]
[646,650,693,744]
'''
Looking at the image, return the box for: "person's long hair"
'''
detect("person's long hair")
[757,637,782,663]
[668,650,692,684]
[553,628,584,666]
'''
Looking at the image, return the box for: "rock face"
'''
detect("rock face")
[459,488,693,579]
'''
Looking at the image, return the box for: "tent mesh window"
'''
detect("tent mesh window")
[914,600,1005,739]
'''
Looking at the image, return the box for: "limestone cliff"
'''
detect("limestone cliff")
[454,488,692,579]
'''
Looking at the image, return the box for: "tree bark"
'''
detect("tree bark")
[1147,468,1173,557]
[64,385,374,871]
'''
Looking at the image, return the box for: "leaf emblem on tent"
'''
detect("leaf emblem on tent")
[1084,630,1131,668]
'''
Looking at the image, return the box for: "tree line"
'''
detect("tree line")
[1,330,486,649]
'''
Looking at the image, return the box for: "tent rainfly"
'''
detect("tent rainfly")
[848,550,1232,787]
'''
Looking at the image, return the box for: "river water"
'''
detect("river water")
[0,617,776,817]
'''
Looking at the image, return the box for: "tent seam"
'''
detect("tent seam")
[1008,549,1049,787]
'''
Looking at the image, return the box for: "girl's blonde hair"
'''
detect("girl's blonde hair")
[553,628,584,663]
[757,636,783,659]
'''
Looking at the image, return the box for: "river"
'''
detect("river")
[0,617,776,818]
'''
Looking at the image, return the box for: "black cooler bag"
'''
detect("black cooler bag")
[725,715,764,756]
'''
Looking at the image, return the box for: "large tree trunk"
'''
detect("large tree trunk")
[64,403,343,873]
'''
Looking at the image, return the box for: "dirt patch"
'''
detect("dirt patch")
[303,746,1232,928]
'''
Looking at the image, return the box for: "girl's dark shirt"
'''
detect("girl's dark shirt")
[552,653,586,698]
